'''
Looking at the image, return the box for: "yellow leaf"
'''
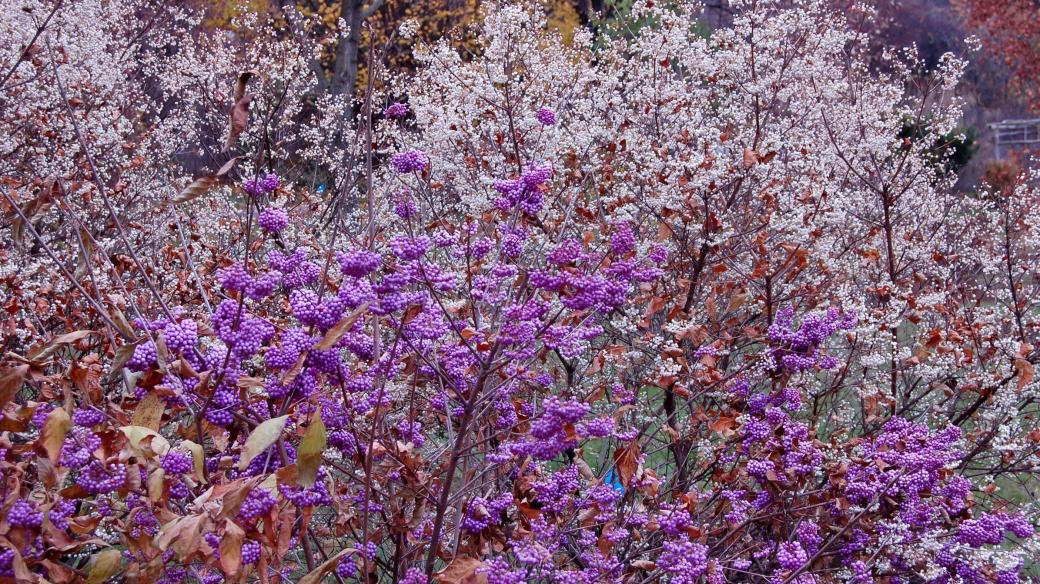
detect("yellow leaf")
[297,407,326,488]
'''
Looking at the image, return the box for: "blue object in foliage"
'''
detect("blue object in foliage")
[316,183,326,194]
[605,467,625,495]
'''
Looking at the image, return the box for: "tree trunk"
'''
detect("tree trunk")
[331,0,363,97]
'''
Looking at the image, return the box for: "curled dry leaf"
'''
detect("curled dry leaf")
[74,225,95,280]
[1014,358,1034,390]
[147,468,165,503]
[30,330,97,361]
[219,519,245,575]
[223,70,259,153]
[631,560,656,571]
[181,439,207,483]
[131,392,165,431]
[613,441,640,486]
[157,513,211,558]
[172,176,218,205]
[170,157,242,207]
[120,425,171,458]
[107,341,139,382]
[9,179,58,251]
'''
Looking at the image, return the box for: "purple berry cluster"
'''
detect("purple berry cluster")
[391,149,429,173]
[258,206,288,233]
[244,173,280,196]
[59,426,101,469]
[536,106,556,125]
[493,162,552,215]
[385,102,409,119]
[128,340,158,372]
[238,487,277,522]
[7,499,43,528]
[241,540,261,564]
[75,461,127,494]
[72,408,105,427]
[160,451,193,475]
[767,305,856,373]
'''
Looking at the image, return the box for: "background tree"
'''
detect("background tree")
[954,0,1040,113]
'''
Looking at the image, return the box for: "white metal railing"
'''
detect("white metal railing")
[991,119,1040,159]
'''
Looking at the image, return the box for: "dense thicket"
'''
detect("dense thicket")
[0,1,1037,583]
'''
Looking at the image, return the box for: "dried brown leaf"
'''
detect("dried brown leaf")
[86,548,121,584]
[223,70,258,152]
[297,546,357,584]
[0,364,29,408]
[132,392,165,431]
[219,519,245,576]
[435,556,488,584]
[238,415,288,470]
[38,406,71,464]
[315,303,369,351]
[613,441,640,486]
[173,176,218,206]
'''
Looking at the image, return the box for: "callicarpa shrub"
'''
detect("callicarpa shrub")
[0,0,1038,583]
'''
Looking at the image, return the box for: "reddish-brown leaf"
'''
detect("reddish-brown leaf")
[1015,358,1034,390]
[223,70,258,152]
[0,364,29,408]
[38,406,71,464]
[315,303,369,351]
[434,556,487,584]
[613,442,641,486]
[219,519,245,576]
